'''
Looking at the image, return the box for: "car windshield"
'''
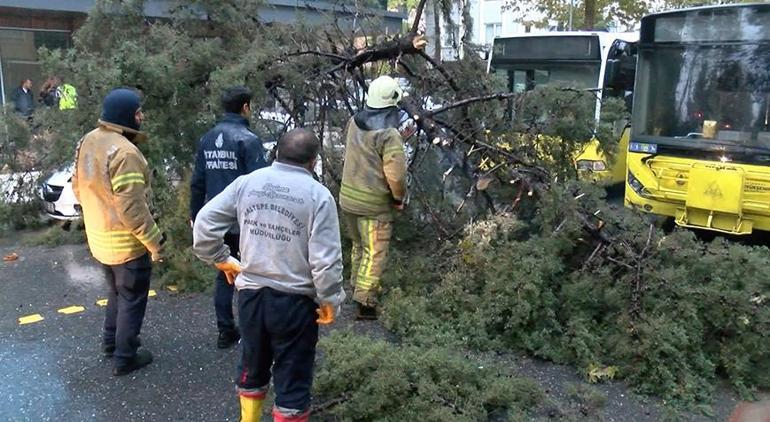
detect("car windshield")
[634,44,770,148]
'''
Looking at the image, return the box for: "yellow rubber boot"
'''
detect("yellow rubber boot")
[239,394,264,422]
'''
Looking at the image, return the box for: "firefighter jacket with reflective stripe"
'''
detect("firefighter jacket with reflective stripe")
[72,120,163,265]
[340,115,406,216]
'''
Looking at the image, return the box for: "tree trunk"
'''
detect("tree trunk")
[433,0,442,62]
[411,0,429,33]
[583,0,596,30]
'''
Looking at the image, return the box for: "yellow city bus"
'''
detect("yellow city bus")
[626,3,770,234]
[489,32,638,185]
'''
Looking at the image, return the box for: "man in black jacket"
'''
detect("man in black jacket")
[190,86,267,348]
[11,79,34,118]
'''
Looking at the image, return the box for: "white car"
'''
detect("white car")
[39,164,81,220]
[255,110,294,161]
[34,112,300,223]
[37,157,183,221]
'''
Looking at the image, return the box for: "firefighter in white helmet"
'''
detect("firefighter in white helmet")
[339,75,407,320]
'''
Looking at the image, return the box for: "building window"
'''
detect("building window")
[485,23,502,44]
[0,29,71,105]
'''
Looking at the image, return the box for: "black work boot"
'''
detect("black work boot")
[355,303,378,321]
[103,344,115,358]
[113,349,154,376]
[217,328,241,349]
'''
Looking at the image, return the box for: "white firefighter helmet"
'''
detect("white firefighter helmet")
[366,76,403,109]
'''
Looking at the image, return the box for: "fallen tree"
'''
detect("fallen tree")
[381,183,770,405]
[1,0,767,412]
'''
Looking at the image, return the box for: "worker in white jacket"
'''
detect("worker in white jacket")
[193,128,345,422]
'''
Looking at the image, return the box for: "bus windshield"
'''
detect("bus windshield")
[633,8,770,147]
[491,35,602,93]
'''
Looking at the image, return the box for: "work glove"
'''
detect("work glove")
[316,303,339,325]
[215,256,242,285]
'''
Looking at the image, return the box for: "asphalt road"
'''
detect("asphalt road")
[0,243,241,421]
[0,238,755,422]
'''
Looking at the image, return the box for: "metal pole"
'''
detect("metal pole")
[568,0,574,31]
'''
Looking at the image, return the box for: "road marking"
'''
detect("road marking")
[58,306,85,315]
[166,285,178,293]
[17,289,165,325]
[19,314,44,325]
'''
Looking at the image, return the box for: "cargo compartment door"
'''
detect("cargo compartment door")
[675,164,752,234]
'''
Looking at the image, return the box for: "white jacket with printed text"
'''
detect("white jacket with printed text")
[192,162,345,307]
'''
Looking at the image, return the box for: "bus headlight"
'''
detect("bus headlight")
[627,170,649,197]
[576,160,607,172]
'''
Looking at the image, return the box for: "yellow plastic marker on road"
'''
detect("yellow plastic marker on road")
[95,299,108,307]
[148,289,157,297]
[19,314,44,325]
[58,306,85,315]
[166,285,178,293]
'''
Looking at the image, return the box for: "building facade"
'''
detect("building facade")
[422,0,553,61]
[0,0,404,105]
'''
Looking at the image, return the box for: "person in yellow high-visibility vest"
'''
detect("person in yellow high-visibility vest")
[56,76,78,110]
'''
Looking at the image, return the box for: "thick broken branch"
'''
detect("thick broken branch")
[327,34,424,74]
[253,12,615,247]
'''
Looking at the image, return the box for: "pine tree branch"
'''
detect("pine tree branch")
[417,50,461,92]
[426,92,517,117]
[286,50,349,61]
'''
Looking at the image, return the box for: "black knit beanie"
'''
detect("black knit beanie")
[101,88,141,131]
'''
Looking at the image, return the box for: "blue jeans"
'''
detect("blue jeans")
[236,288,319,412]
[102,254,152,367]
[215,233,239,334]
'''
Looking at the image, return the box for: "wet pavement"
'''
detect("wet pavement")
[0,238,759,421]
[1,243,240,421]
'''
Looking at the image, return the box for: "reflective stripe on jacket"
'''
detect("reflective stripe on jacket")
[72,120,162,265]
[340,117,406,216]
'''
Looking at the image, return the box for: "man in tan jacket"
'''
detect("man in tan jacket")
[73,87,164,376]
[340,76,407,320]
